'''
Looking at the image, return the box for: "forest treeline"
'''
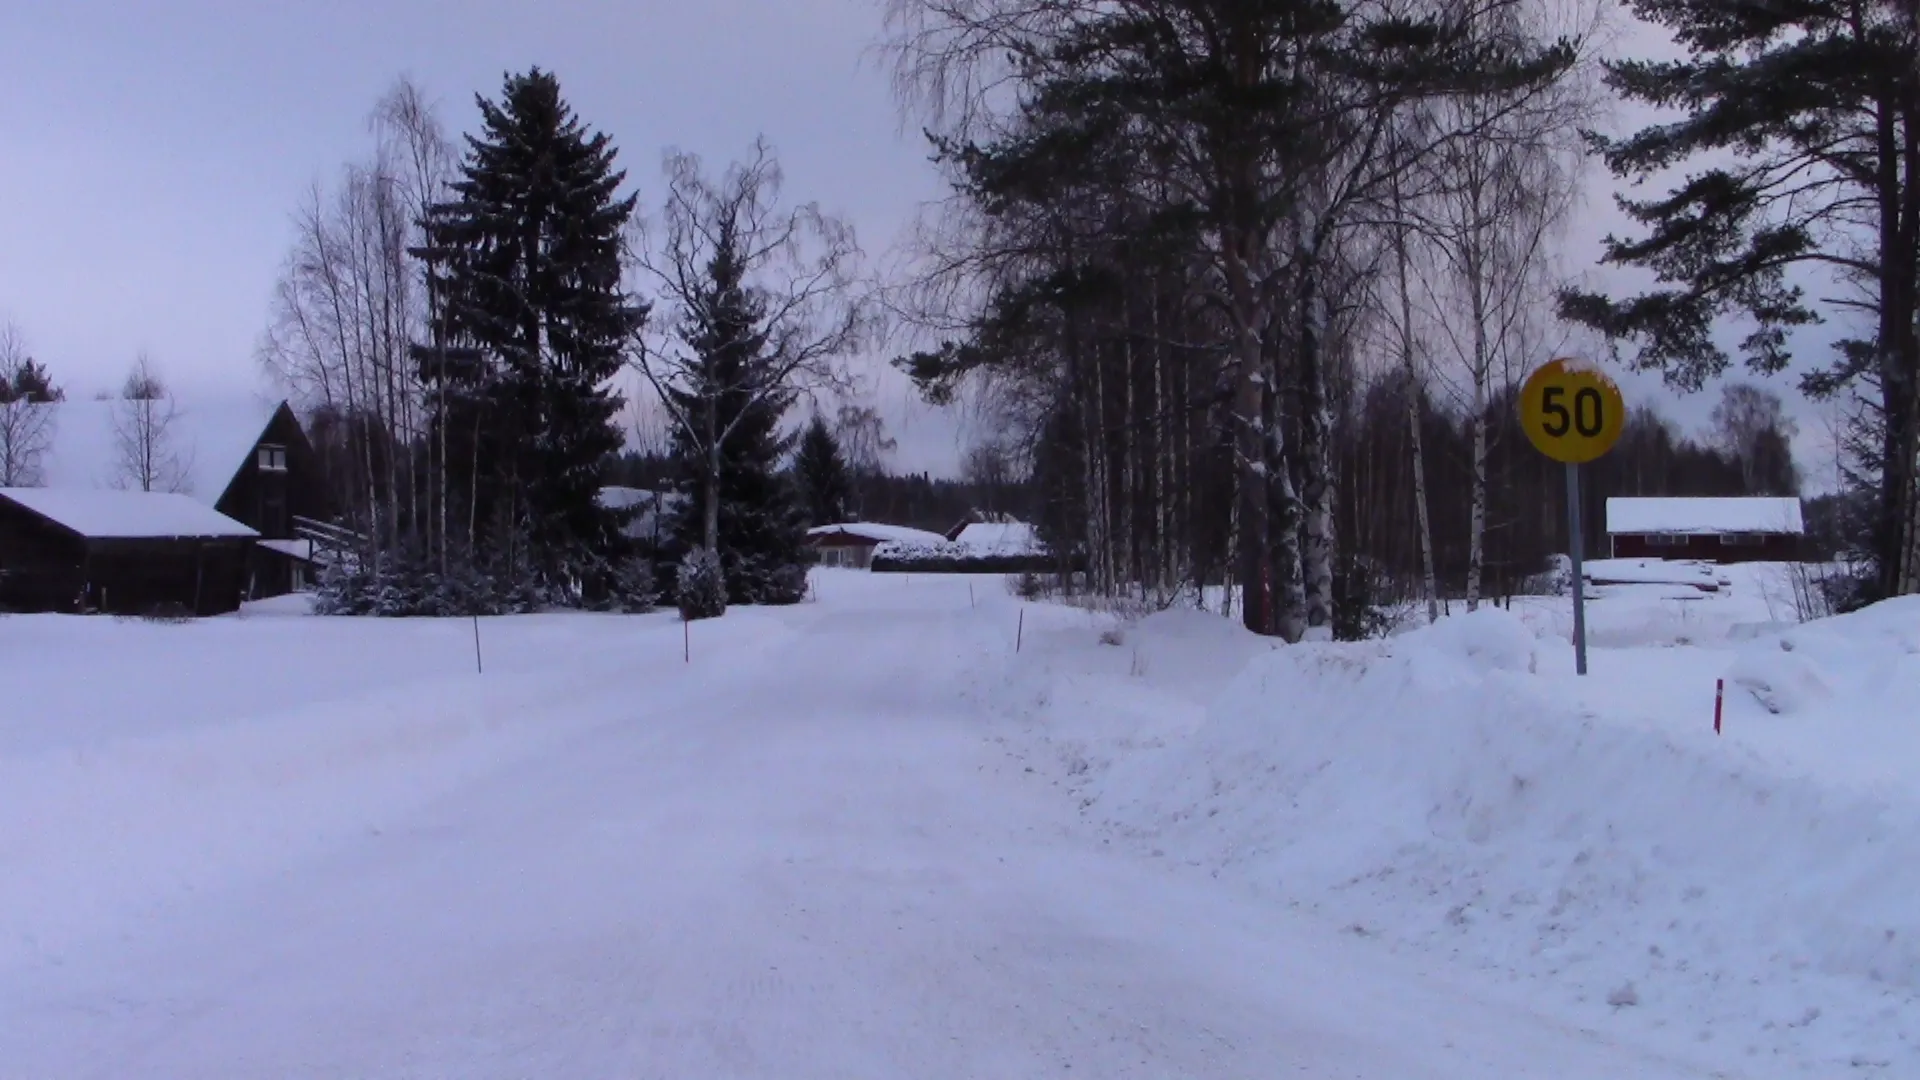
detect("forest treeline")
[876,0,1910,635]
[4,0,1908,633]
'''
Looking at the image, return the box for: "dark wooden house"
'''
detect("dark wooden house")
[0,488,258,616]
[1605,497,1804,564]
[31,398,327,598]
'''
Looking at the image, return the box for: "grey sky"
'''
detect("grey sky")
[0,2,1850,484]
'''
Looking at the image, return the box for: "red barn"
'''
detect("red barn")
[1605,497,1804,564]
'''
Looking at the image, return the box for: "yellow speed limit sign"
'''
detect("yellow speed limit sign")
[1519,358,1625,464]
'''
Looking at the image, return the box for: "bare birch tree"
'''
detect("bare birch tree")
[0,323,56,486]
[1411,0,1593,609]
[626,139,873,553]
[257,76,452,560]
[112,352,191,493]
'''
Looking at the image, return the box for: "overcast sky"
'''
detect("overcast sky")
[0,1,1849,483]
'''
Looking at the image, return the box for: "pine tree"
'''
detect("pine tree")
[663,229,810,605]
[418,67,646,599]
[1559,0,1920,598]
[0,359,62,403]
[794,413,854,525]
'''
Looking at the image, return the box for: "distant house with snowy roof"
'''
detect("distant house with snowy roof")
[950,520,1042,557]
[807,522,948,569]
[598,486,683,548]
[1605,497,1803,563]
[0,488,259,615]
[0,397,325,606]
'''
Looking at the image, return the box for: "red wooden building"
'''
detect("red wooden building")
[1605,497,1804,564]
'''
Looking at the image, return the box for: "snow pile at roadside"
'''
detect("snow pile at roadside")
[1583,557,1726,591]
[1001,600,1920,1074]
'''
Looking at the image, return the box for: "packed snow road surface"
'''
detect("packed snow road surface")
[7,578,1732,1078]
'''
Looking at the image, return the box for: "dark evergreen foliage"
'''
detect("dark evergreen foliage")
[415,66,647,604]
[661,221,811,606]
[0,358,62,403]
[895,0,1579,636]
[1558,0,1920,596]
[794,414,855,526]
[676,547,728,621]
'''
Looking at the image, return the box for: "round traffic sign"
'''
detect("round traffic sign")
[1518,358,1625,464]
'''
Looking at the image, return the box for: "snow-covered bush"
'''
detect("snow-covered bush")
[1010,571,1050,600]
[606,555,659,613]
[1519,553,1573,597]
[873,538,1059,574]
[676,547,727,621]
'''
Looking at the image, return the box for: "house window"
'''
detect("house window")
[258,444,287,472]
[1644,534,1684,547]
[1719,532,1762,546]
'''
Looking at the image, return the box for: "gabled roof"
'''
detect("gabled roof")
[944,509,1022,541]
[953,521,1042,554]
[808,522,948,546]
[1605,497,1804,536]
[0,487,259,540]
[31,397,283,506]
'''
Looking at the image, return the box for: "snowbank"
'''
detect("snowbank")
[1583,557,1725,591]
[998,597,1920,1074]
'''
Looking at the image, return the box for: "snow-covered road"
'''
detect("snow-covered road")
[4,580,1730,1078]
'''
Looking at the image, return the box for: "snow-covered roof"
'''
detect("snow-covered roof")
[258,538,315,561]
[808,522,949,546]
[1605,497,1804,536]
[32,397,283,505]
[953,521,1042,555]
[597,486,682,541]
[597,486,655,510]
[0,488,259,539]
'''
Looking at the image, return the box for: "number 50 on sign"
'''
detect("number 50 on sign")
[1519,358,1625,464]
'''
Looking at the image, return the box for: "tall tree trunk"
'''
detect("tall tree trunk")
[1297,252,1335,636]
[1465,242,1492,611]
[1230,318,1271,634]
[705,402,722,553]
[1392,174,1441,624]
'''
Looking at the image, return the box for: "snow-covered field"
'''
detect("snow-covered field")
[1,564,1909,1077]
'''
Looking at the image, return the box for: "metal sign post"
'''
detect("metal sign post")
[1519,358,1624,677]
[1565,462,1587,676]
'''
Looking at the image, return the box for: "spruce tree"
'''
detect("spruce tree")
[418,67,645,599]
[794,413,854,525]
[663,230,810,605]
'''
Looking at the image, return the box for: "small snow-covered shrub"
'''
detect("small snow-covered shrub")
[676,548,727,621]
[1519,553,1573,597]
[605,555,659,613]
[1010,571,1050,600]
[760,562,809,606]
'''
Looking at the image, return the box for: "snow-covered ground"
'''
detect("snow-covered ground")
[0,565,1906,1076]
[994,562,1919,1077]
